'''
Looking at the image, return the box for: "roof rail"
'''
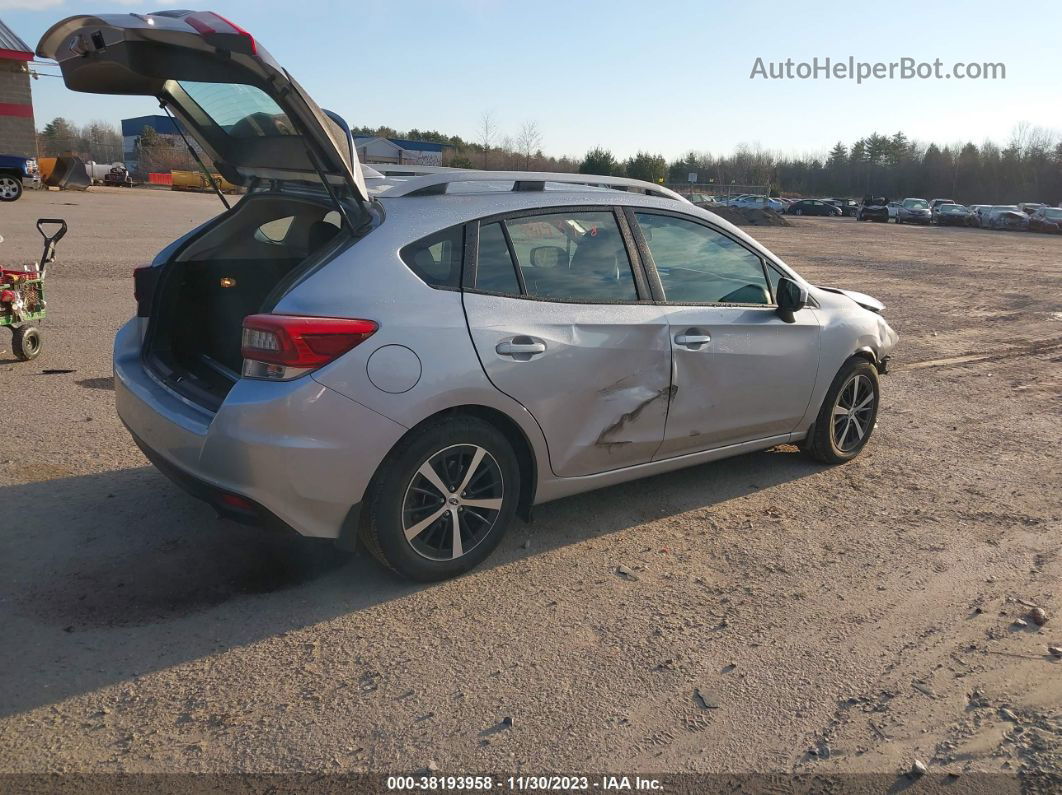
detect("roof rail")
[378,170,691,203]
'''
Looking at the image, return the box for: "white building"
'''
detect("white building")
[354,136,450,166]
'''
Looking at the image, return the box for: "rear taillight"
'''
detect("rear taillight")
[241,314,377,381]
[133,266,158,317]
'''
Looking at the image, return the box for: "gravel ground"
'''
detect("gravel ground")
[0,188,1059,782]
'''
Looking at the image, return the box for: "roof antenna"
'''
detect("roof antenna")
[159,102,230,210]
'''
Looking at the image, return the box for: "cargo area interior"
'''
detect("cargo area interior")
[146,195,343,407]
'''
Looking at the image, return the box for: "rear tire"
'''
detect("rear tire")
[11,325,41,361]
[801,357,880,464]
[361,416,520,581]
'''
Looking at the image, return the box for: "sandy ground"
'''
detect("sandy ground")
[0,188,1059,783]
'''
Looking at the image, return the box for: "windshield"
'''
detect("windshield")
[179,81,299,138]
[903,199,929,209]
[992,205,1018,211]
[1044,208,1062,219]
[941,205,968,213]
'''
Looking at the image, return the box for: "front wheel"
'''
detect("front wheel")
[801,358,880,464]
[11,325,41,361]
[0,175,23,202]
[361,416,520,581]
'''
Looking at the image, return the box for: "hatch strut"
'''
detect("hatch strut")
[159,102,231,210]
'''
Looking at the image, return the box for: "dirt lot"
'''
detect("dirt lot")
[0,188,1059,783]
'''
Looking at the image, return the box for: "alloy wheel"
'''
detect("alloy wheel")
[402,444,504,561]
[0,177,20,200]
[830,374,876,452]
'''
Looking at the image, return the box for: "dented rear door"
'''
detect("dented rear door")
[463,210,671,478]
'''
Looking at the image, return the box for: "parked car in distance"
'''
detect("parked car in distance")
[825,198,859,217]
[929,199,957,223]
[1027,205,1062,233]
[786,199,842,217]
[896,198,932,225]
[934,203,976,226]
[857,196,890,222]
[982,205,1030,231]
[1017,202,1045,215]
[969,205,992,226]
[0,154,39,201]
[731,195,787,212]
[42,9,899,581]
[724,194,755,207]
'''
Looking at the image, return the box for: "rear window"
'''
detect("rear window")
[400,226,463,288]
[179,81,298,138]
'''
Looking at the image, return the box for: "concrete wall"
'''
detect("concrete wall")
[0,60,35,158]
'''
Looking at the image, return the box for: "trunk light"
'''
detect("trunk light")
[241,314,377,381]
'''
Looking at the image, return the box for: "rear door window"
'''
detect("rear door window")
[503,211,638,302]
[475,222,521,294]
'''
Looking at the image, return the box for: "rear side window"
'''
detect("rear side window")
[400,226,463,288]
[254,216,295,245]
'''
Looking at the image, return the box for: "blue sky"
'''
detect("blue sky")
[4,0,1061,159]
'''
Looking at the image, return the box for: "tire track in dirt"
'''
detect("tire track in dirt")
[903,336,1062,370]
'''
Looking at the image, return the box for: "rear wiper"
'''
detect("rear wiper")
[160,102,231,210]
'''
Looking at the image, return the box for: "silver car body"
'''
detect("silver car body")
[111,174,898,541]
[42,9,899,549]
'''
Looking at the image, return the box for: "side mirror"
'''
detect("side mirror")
[529,245,567,269]
[776,277,807,323]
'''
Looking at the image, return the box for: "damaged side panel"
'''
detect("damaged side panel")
[462,293,673,477]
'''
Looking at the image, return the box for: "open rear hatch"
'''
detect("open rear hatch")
[39,10,372,410]
[37,10,367,200]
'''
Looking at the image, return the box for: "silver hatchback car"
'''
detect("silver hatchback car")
[42,11,898,581]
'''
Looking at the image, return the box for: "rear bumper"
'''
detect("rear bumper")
[113,320,407,540]
[128,428,303,534]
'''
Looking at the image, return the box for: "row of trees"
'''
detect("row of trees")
[356,116,1062,203]
[37,117,198,174]
[666,124,1062,203]
[38,117,123,163]
[38,112,1062,204]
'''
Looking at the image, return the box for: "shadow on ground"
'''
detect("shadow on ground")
[0,446,821,718]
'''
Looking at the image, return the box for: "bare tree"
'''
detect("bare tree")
[516,120,542,170]
[479,111,496,169]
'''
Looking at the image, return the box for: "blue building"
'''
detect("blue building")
[354,136,450,166]
[121,114,186,175]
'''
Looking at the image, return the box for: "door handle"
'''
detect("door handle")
[675,332,711,348]
[496,337,546,359]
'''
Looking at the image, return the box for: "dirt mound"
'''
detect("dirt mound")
[696,204,791,227]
